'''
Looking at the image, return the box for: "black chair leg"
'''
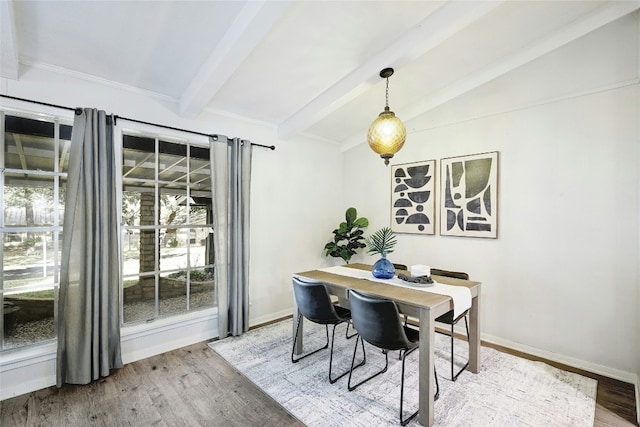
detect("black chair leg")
[399,347,419,426]
[399,348,439,426]
[329,323,364,383]
[291,314,329,363]
[450,316,470,381]
[348,336,388,391]
[450,323,455,380]
[345,320,357,339]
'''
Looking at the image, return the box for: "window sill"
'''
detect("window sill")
[1,308,218,373]
[121,307,217,341]
[0,341,57,372]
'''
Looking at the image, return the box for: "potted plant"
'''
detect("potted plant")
[364,226,397,279]
[324,207,369,264]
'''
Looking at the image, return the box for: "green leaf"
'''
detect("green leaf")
[353,218,369,228]
[345,207,357,224]
[340,248,352,263]
[337,222,349,234]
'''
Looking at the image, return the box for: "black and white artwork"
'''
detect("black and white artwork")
[440,151,498,238]
[390,160,435,235]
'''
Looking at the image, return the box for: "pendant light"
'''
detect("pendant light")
[367,67,406,166]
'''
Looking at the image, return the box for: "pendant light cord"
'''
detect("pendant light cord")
[385,77,390,109]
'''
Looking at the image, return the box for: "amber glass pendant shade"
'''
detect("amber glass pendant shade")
[367,67,406,166]
[367,106,406,166]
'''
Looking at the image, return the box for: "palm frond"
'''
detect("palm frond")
[365,227,397,255]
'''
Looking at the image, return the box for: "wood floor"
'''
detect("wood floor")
[0,343,303,427]
[0,332,637,426]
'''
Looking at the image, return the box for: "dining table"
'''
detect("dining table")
[293,263,481,426]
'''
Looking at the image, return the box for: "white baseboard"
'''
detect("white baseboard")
[481,332,638,385]
[249,308,292,329]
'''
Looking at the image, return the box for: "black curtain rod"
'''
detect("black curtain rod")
[0,94,276,151]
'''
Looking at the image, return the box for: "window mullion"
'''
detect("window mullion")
[53,121,60,287]
[186,145,191,311]
[154,137,160,319]
[1,111,6,293]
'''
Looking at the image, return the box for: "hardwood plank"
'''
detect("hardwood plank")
[0,342,302,427]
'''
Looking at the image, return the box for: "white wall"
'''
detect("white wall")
[0,64,343,398]
[344,13,640,382]
[249,129,343,324]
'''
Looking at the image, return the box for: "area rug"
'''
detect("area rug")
[208,320,596,426]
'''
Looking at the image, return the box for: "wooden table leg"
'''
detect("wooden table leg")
[418,307,435,426]
[468,291,481,373]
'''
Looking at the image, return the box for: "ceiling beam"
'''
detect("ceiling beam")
[341,0,640,152]
[277,0,505,140]
[179,0,291,118]
[0,0,19,80]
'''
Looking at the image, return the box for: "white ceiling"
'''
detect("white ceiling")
[1,0,638,149]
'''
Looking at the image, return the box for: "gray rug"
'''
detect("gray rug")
[209,320,596,426]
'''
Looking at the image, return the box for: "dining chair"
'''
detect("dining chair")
[346,289,439,426]
[291,277,364,383]
[431,268,470,381]
[392,263,408,272]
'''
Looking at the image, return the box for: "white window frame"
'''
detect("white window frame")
[0,107,71,351]
[119,126,216,326]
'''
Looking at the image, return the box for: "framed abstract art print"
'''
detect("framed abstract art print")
[440,151,498,238]
[390,160,436,235]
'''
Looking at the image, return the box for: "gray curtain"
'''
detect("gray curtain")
[57,108,123,386]
[211,136,252,337]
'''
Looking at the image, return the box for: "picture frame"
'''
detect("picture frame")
[440,151,498,238]
[390,159,436,235]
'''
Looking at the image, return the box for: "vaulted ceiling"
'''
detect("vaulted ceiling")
[1,1,638,150]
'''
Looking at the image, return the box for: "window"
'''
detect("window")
[121,132,215,324]
[1,111,72,350]
[0,110,216,352]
